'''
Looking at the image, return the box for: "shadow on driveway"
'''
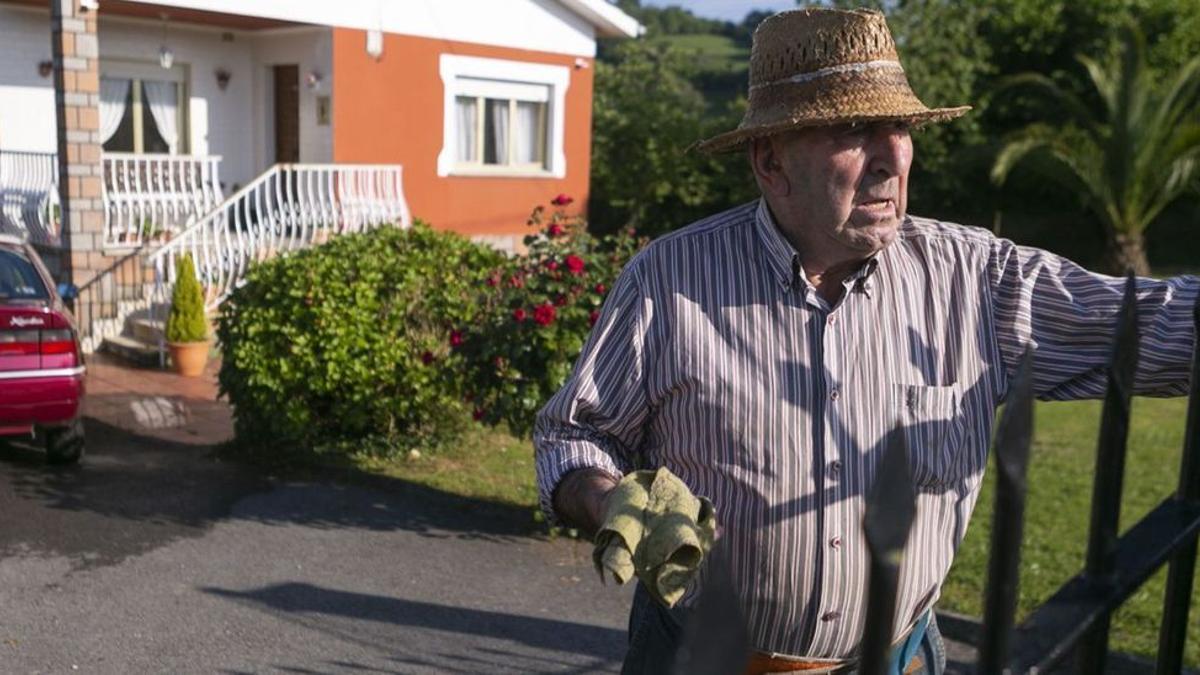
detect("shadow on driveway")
[0,403,542,570]
[204,582,625,665]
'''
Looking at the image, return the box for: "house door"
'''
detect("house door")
[273,65,299,163]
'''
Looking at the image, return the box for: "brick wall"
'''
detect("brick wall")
[51,0,107,287]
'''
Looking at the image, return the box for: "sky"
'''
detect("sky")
[640,0,797,22]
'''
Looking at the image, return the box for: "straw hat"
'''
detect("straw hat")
[694,8,970,153]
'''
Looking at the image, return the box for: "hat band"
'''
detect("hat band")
[750,59,903,91]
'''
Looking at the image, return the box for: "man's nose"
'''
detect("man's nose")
[868,126,913,178]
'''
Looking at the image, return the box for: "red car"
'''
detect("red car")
[0,233,85,464]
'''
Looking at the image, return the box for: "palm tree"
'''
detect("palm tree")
[991,25,1200,275]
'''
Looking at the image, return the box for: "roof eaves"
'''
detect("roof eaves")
[555,0,644,39]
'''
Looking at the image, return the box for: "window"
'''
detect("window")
[0,249,48,300]
[99,62,187,155]
[439,55,569,178]
[453,82,548,170]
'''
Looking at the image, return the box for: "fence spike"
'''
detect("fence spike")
[979,346,1036,674]
[859,426,917,675]
[1080,272,1140,673]
[1156,299,1200,674]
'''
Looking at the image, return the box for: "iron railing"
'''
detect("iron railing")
[0,149,61,246]
[101,152,223,247]
[70,245,150,354]
[678,275,1199,674]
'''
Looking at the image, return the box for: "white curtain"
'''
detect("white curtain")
[99,78,131,145]
[488,99,509,165]
[455,97,477,163]
[514,101,542,165]
[142,80,179,154]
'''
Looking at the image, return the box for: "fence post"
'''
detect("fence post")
[860,427,917,675]
[1155,301,1200,675]
[979,347,1036,674]
[1079,273,1140,673]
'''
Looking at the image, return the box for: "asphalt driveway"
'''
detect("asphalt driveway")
[0,386,633,674]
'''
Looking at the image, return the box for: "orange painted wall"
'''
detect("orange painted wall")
[331,29,593,240]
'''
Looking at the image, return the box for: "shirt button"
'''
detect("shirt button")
[830,536,842,550]
[827,315,836,325]
[830,389,840,401]
[821,610,841,622]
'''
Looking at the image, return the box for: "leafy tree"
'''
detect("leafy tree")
[991,25,1200,274]
[590,41,756,237]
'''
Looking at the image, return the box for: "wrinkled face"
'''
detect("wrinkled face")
[765,121,914,257]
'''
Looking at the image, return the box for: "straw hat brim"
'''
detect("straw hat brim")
[693,105,971,154]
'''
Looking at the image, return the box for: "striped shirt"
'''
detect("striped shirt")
[533,199,1197,658]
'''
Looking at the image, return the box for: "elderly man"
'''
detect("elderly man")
[534,7,1197,675]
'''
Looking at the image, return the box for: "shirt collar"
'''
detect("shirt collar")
[753,199,800,289]
[752,199,883,294]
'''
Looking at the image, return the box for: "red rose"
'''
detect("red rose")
[513,308,528,322]
[533,303,557,326]
[509,274,525,288]
[594,283,606,294]
[493,356,505,369]
[554,294,568,307]
[589,310,600,327]
[546,260,559,271]
[565,254,585,276]
[485,276,498,287]
[421,351,435,365]
[472,408,485,421]
[551,193,574,206]
[547,223,564,237]
[449,330,463,347]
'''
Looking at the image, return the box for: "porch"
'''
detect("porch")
[0,0,412,356]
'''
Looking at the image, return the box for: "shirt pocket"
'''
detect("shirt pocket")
[891,383,967,490]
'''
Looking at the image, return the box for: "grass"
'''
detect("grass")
[651,33,748,74]
[940,396,1199,666]
[349,424,539,513]
[334,396,1198,663]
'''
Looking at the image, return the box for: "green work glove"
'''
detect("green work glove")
[593,467,717,608]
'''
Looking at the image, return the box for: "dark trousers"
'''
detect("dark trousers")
[621,583,947,675]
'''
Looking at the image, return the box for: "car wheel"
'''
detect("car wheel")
[45,420,84,465]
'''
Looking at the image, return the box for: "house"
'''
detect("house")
[0,0,640,353]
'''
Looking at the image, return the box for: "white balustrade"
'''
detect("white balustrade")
[0,150,61,246]
[102,153,223,247]
[150,163,411,314]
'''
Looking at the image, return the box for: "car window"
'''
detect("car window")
[0,248,49,300]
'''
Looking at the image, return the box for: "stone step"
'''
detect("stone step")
[132,317,164,344]
[100,334,161,368]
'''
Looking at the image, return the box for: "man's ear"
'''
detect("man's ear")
[749,137,790,197]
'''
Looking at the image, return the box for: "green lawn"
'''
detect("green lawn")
[941,396,1198,666]
[356,396,1198,664]
[651,33,748,74]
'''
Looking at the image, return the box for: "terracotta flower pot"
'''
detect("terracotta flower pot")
[167,340,210,377]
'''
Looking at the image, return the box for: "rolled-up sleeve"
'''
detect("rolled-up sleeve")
[988,237,1198,400]
[533,258,654,524]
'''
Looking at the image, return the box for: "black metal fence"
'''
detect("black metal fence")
[677,274,1200,674]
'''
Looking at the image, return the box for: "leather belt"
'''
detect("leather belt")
[744,652,924,674]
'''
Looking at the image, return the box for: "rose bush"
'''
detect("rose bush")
[460,199,645,436]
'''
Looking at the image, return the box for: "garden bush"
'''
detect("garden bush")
[460,196,645,437]
[217,222,504,457]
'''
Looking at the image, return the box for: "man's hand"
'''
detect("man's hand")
[552,467,621,538]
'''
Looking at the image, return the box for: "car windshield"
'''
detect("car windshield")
[0,248,49,301]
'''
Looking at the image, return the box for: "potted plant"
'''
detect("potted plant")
[165,253,210,377]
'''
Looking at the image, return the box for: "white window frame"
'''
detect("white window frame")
[438,55,569,179]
